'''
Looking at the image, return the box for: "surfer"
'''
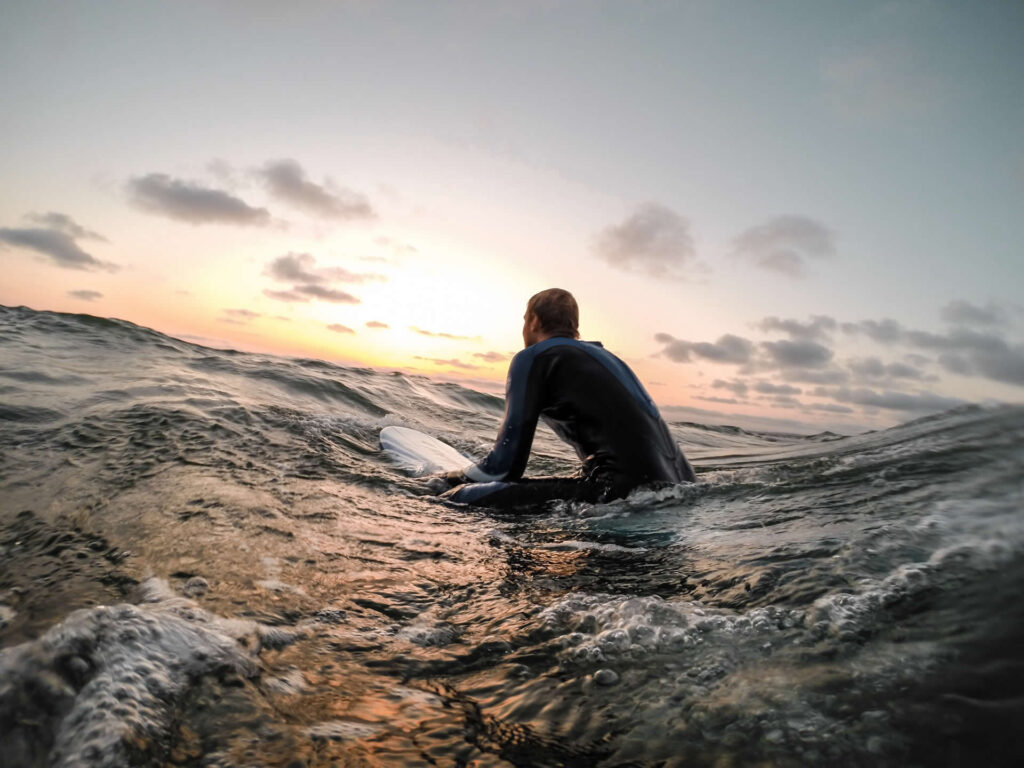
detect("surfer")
[440,288,696,507]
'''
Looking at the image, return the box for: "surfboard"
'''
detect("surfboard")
[380,426,470,476]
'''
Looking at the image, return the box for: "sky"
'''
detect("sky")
[1,0,1022,434]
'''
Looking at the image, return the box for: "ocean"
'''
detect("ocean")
[1,304,1022,767]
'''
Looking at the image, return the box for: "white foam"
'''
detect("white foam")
[0,578,281,767]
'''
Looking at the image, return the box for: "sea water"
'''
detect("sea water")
[1,304,1022,767]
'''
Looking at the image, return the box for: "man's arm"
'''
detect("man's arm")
[450,349,543,484]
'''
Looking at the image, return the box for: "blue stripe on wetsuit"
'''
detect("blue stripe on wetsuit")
[463,337,658,483]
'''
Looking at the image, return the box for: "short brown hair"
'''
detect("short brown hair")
[526,288,579,339]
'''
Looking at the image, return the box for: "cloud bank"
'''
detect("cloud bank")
[658,303,1022,420]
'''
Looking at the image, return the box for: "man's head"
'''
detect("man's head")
[523,288,579,347]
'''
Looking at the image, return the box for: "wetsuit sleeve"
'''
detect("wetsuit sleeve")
[463,350,542,482]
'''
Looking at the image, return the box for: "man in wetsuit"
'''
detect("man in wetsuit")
[441,288,695,507]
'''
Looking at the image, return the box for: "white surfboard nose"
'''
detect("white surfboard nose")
[380,426,471,476]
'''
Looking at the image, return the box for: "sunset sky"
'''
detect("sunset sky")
[2,0,1022,433]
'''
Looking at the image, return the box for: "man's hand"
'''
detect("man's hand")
[424,470,468,494]
[441,470,468,487]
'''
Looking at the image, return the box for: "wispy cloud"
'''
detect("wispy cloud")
[0,213,118,272]
[473,351,507,363]
[366,320,389,329]
[732,216,835,277]
[752,381,802,396]
[374,236,418,258]
[263,288,309,303]
[68,289,103,301]
[594,203,698,279]
[327,323,355,334]
[822,42,947,122]
[414,356,480,370]
[695,395,742,405]
[259,159,375,221]
[222,308,261,323]
[128,173,270,226]
[410,326,482,342]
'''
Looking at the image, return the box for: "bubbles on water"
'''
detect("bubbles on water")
[0,578,271,768]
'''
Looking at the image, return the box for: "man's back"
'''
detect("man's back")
[465,337,695,488]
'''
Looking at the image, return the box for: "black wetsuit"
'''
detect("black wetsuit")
[444,337,695,508]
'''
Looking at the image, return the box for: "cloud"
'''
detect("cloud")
[732,216,836,277]
[366,320,389,329]
[27,212,108,242]
[761,339,833,368]
[841,318,904,343]
[68,289,102,301]
[752,381,802,396]
[327,323,355,334]
[295,284,360,304]
[807,403,855,414]
[0,225,118,272]
[847,357,927,381]
[473,351,507,363]
[374,236,418,257]
[654,332,755,365]
[820,386,965,413]
[265,252,383,285]
[260,159,375,220]
[695,396,742,405]
[759,315,837,341]
[711,379,749,397]
[780,368,850,385]
[940,300,1010,328]
[414,356,480,370]
[223,308,260,320]
[594,203,697,279]
[262,253,379,305]
[128,173,270,226]
[263,289,309,303]
[938,340,1024,387]
[845,318,1024,388]
[410,326,482,342]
